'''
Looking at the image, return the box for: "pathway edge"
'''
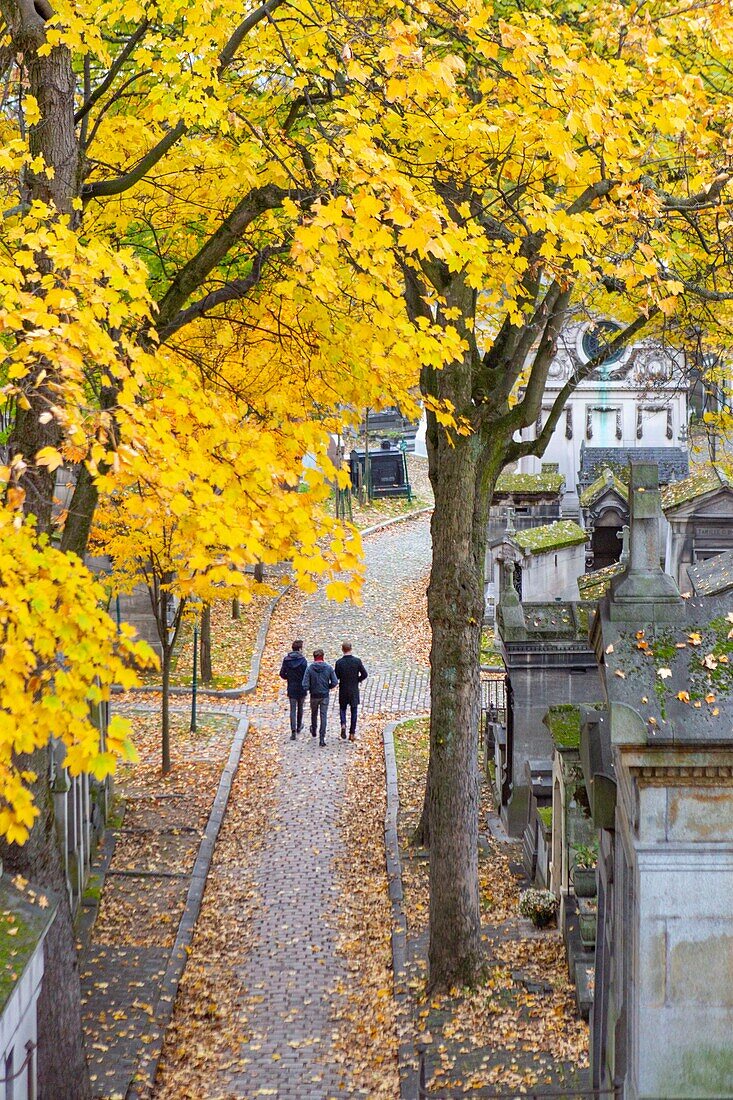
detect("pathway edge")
[359,504,433,539]
[383,719,418,1100]
[126,716,251,1099]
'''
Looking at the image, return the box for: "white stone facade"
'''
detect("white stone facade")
[516,322,689,510]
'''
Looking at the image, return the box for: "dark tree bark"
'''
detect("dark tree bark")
[200,604,213,685]
[231,597,241,620]
[420,272,509,990]
[59,463,98,558]
[411,768,430,848]
[161,652,172,775]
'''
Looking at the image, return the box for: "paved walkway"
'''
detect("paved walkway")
[223,514,431,1098]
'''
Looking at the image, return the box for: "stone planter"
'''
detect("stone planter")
[572,865,597,898]
[578,898,597,947]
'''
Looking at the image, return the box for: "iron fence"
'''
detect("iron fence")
[480,667,506,748]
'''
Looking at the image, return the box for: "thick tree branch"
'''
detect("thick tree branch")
[565,178,616,215]
[157,244,287,341]
[500,284,572,431]
[154,184,305,334]
[644,171,731,211]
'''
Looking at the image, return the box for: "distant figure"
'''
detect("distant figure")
[303,649,337,746]
[334,641,368,742]
[279,640,307,741]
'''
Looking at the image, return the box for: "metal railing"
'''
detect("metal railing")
[0,1041,36,1098]
[480,668,506,748]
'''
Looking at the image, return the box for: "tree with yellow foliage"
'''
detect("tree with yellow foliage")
[3,0,733,1078]
[0,472,156,1097]
[94,350,364,772]
[279,0,733,989]
[0,1,391,1090]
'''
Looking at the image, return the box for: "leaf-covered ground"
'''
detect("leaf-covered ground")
[80,708,240,1099]
[169,595,271,689]
[331,714,400,1096]
[394,718,589,1094]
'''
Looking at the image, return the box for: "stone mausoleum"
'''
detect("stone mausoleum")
[586,463,733,1098]
[514,320,689,513]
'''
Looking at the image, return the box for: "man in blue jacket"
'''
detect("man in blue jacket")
[302,648,338,745]
[279,640,308,740]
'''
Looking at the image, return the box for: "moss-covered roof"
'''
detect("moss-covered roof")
[577,561,625,601]
[579,469,629,508]
[495,471,565,497]
[0,876,56,1012]
[544,703,582,749]
[513,520,587,555]
[661,465,733,510]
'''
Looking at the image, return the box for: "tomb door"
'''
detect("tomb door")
[591,507,625,570]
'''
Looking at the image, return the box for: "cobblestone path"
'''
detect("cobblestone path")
[223,514,431,1099]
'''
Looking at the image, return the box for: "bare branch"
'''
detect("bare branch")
[75,20,149,125]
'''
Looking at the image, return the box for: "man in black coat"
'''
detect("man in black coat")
[279,639,307,740]
[334,641,368,741]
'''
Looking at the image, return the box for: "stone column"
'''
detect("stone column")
[613,739,733,1098]
[610,462,679,607]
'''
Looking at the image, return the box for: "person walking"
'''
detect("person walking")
[279,639,308,740]
[303,648,337,745]
[334,641,368,741]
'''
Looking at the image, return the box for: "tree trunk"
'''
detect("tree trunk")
[0,752,92,1100]
[161,650,172,774]
[231,597,241,620]
[200,604,213,685]
[412,768,430,848]
[425,426,488,990]
[60,463,98,559]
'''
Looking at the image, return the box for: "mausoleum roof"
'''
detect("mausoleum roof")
[661,464,733,510]
[577,561,625,601]
[579,469,629,508]
[594,462,733,745]
[512,520,587,555]
[580,446,689,489]
[494,470,565,498]
[0,874,56,1013]
[544,703,582,749]
[687,548,733,597]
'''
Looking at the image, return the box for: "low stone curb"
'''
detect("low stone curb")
[126,716,251,1099]
[359,504,433,539]
[383,720,419,1100]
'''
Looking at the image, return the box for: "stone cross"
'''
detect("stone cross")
[499,557,518,603]
[610,462,679,605]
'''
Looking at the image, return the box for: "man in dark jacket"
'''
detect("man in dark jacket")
[334,641,368,741]
[302,649,338,745]
[279,640,307,740]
